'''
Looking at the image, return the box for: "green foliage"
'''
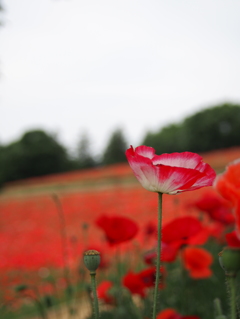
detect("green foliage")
[102,129,128,165]
[142,103,240,154]
[0,130,73,185]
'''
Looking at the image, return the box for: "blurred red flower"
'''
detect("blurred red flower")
[161,216,208,262]
[182,247,213,279]
[144,217,208,264]
[156,308,199,319]
[126,146,216,194]
[215,159,240,237]
[123,266,165,297]
[226,230,240,248]
[144,221,157,238]
[138,266,165,289]
[97,281,114,304]
[192,190,234,225]
[96,215,139,245]
[123,271,146,297]
[215,159,240,203]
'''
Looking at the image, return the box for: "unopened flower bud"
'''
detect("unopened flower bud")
[83,250,101,273]
[218,247,240,276]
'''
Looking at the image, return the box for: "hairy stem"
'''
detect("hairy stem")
[152,192,163,319]
[90,272,99,319]
[226,275,237,319]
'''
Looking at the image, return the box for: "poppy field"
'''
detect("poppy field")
[1,147,240,319]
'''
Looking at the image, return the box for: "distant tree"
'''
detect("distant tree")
[76,133,96,169]
[0,129,73,185]
[141,103,240,154]
[183,103,240,153]
[102,129,128,165]
[143,123,188,154]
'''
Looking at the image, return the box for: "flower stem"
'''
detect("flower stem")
[226,275,237,319]
[90,272,99,319]
[152,192,163,319]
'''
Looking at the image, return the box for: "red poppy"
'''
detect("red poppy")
[192,190,234,225]
[226,230,240,248]
[126,146,216,194]
[143,217,208,264]
[156,308,199,319]
[215,159,240,203]
[97,281,114,304]
[144,243,178,264]
[122,271,146,297]
[161,216,208,262]
[162,216,203,244]
[182,247,213,279]
[96,215,139,245]
[144,221,157,237]
[123,267,165,297]
[138,266,165,289]
[215,160,240,236]
[156,308,181,319]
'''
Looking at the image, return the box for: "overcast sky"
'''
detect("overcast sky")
[1,0,240,155]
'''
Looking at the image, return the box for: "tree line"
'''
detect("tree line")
[0,103,240,185]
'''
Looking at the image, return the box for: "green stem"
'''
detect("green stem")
[226,275,237,319]
[152,192,163,319]
[90,272,99,319]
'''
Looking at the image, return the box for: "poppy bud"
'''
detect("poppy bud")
[218,247,240,276]
[83,250,101,273]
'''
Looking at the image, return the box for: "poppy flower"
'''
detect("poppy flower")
[126,146,216,194]
[139,266,165,288]
[161,216,208,262]
[97,281,114,304]
[156,308,181,319]
[215,160,240,236]
[182,247,213,279]
[144,244,178,264]
[96,215,139,245]
[122,271,146,297]
[192,190,234,225]
[144,217,208,264]
[215,159,240,204]
[156,308,199,319]
[123,267,165,297]
[226,230,240,248]
[162,216,203,244]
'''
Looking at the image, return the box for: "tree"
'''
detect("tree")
[141,103,240,154]
[183,103,240,153]
[75,133,96,169]
[0,129,73,185]
[102,129,128,165]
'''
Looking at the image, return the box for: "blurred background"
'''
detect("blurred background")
[1,0,240,184]
[1,2,240,319]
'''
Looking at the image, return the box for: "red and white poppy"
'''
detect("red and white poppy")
[126,146,216,194]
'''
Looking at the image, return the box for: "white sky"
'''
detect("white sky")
[1,0,240,155]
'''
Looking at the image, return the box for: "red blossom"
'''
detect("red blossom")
[182,247,213,279]
[144,221,157,237]
[123,267,164,297]
[226,230,240,248]
[161,216,208,262]
[97,281,114,304]
[215,159,240,203]
[156,308,200,319]
[215,159,240,237]
[95,215,139,245]
[192,190,234,225]
[138,266,165,288]
[126,146,216,194]
[122,271,146,297]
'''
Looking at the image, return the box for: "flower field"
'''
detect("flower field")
[1,147,240,319]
